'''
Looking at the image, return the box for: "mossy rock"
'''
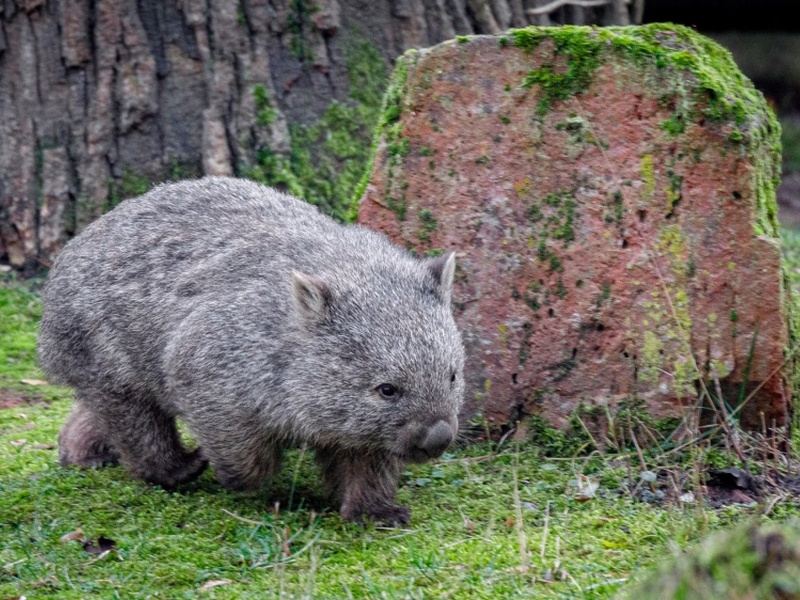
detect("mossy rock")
[618,520,800,599]
[358,24,793,434]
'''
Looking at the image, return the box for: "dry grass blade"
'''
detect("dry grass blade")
[512,449,529,569]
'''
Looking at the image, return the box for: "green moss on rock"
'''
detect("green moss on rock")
[349,50,414,221]
[619,520,800,599]
[508,24,780,237]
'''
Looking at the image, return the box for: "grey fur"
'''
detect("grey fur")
[38,176,465,525]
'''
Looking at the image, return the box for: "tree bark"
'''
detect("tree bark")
[0,0,633,270]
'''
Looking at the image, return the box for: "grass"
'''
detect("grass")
[2,242,800,598]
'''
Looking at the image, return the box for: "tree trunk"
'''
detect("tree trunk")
[0,0,634,271]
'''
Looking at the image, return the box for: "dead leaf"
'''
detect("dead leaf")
[9,439,27,447]
[510,564,531,573]
[199,580,232,592]
[505,516,516,527]
[17,422,36,431]
[83,536,116,555]
[59,529,85,543]
[20,379,48,386]
[595,516,615,524]
[463,517,475,533]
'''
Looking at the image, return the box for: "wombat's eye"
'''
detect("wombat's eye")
[376,383,398,399]
[450,371,456,385]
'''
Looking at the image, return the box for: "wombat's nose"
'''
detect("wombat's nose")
[418,420,454,458]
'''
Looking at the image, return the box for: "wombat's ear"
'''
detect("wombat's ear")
[426,251,456,305]
[291,270,334,325]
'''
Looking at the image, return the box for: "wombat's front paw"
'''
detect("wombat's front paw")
[144,448,209,490]
[168,448,209,488]
[341,502,411,527]
[371,504,411,527]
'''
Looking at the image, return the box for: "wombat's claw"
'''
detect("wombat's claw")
[344,503,411,527]
[372,504,411,527]
[173,448,209,485]
[147,448,208,490]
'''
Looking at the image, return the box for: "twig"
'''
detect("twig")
[496,425,517,453]
[628,421,647,473]
[512,449,529,568]
[761,411,770,478]
[540,500,551,563]
[729,341,800,421]
[711,370,748,470]
[221,508,264,527]
[527,0,611,15]
[634,415,664,450]
[762,491,787,516]
[288,446,307,511]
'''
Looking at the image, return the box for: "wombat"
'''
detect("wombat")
[38,176,464,525]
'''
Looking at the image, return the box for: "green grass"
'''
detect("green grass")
[2,257,800,598]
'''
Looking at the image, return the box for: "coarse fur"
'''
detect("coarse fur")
[38,176,465,525]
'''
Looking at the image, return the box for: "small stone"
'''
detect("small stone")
[640,470,658,483]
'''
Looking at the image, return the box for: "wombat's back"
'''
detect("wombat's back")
[37,177,374,395]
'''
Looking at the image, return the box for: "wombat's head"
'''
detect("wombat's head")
[289,251,464,462]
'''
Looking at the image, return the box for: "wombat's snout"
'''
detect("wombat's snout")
[415,420,455,459]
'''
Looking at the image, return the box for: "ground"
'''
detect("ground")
[1,257,800,599]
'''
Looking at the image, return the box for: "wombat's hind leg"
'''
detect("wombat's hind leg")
[59,400,119,469]
[88,391,208,489]
[317,451,408,526]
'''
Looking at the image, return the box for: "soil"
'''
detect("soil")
[699,467,800,509]
[0,389,42,409]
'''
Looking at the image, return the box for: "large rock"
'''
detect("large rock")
[358,25,792,433]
